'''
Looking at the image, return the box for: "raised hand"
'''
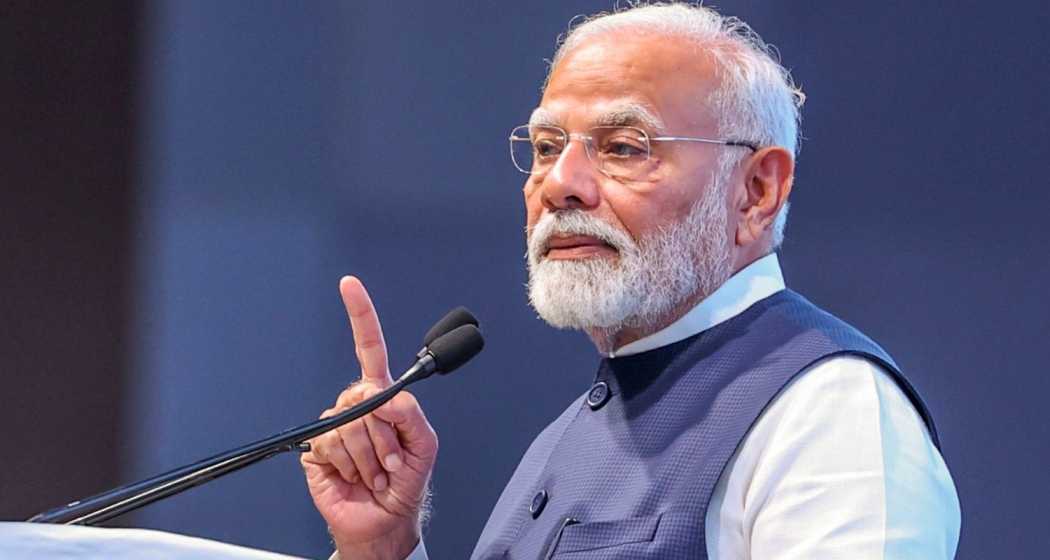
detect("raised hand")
[301,276,438,560]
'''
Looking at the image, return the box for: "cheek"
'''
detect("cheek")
[604,182,691,239]
[600,191,653,241]
[523,189,543,230]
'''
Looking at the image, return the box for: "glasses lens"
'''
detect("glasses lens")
[591,126,650,180]
[509,126,535,174]
[510,125,567,175]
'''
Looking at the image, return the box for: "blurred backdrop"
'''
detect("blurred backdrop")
[3,1,1048,558]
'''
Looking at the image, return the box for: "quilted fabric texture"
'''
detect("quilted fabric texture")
[470,290,938,559]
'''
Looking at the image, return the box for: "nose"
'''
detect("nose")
[540,138,601,212]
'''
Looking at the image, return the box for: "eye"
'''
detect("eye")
[534,139,563,159]
[602,136,647,158]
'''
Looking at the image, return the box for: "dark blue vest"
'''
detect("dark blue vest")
[470,290,938,559]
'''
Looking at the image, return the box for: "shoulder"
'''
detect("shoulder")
[716,355,961,558]
[776,355,913,424]
[731,355,933,489]
[761,291,897,362]
[746,354,947,480]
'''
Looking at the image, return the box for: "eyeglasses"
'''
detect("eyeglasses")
[509,124,759,181]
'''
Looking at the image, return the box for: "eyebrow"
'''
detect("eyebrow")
[528,108,559,128]
[593,104,666,133]
[527,104,667,133]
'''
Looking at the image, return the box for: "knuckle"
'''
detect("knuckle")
[344,427,376,458]
[308,440,328,460]
[348,383,369,401]
[361,385,384,399]
[326,446,349,466]
[400,391,420,408]
[334,461,355,481]
[325,431,347,450]
[347,436,375,459]
[348,306,373,320]
[351,459,379,480]
[369,420,397,447]
[337,389,358,407]
[356,336,384,351]
[389,391,419,415]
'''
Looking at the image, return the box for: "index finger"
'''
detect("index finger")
[339,276,392,385]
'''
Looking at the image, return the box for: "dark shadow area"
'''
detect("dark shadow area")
[0,2,136,521]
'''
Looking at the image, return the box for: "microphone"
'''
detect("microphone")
[416,306,478,359]
[429,324,485,373]
[405,323,484,383]
[29,310,484,525]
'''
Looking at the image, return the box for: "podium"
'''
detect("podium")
[0,522,307,559]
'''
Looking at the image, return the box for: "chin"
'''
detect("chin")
[528,268,639,332]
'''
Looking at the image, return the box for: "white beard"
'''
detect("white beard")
[526,170,733,350]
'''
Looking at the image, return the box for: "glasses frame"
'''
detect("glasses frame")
[509,124,759,179]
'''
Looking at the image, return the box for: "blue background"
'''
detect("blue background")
[6,2,1048,559]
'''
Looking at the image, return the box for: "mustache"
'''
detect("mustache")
[527,211,635,262]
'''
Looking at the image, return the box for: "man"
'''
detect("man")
[301,4,961,559]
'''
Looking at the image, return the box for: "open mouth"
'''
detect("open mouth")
[543,234,619,260]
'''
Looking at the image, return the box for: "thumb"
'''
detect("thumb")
[371,391,438,465]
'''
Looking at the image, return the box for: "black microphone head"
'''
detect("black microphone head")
[428,324,484,374]
[422,306,479,347]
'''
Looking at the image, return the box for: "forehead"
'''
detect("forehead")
[538,31,721,133]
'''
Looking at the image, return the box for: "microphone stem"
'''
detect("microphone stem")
[28,356,434,525]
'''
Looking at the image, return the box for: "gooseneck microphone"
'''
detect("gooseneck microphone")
[28,308,484,526]
[417,306,478,359]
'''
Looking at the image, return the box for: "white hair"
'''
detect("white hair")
[547,2,805,248]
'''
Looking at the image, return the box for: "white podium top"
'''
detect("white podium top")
[0,522,306,559]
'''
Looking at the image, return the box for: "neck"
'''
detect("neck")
[584,287,710,355]
[586,249,773,355]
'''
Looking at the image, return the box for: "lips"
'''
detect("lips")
[543,234,618,260]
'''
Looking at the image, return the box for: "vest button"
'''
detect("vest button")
[587,381,610,410]
[529,489,548,519]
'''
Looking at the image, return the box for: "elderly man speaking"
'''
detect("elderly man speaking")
[300,4,961,559]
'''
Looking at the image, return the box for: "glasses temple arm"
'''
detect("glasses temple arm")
[650,136,759,152]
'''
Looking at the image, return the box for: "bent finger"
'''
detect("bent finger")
[341,419,386,492]
[365,413,404,473]
[305,431,359,484]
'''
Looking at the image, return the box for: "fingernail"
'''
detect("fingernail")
[384,453,402,472]
[373,473,388,492]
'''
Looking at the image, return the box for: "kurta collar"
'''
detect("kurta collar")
[609,252,786,358]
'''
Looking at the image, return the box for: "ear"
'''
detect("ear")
[734,146,794,247]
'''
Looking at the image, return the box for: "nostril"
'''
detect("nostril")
[564,195,585,208]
